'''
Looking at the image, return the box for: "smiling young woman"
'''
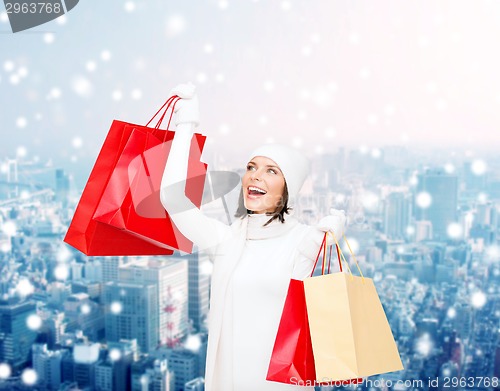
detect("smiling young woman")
[160,84,346,391]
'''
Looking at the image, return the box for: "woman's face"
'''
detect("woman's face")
[242,156,285,214]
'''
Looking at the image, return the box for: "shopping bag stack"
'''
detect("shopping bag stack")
[64,96,207,256]
[267,232,403,386]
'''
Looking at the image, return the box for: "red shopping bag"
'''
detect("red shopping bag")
[267,234,362,386]
[266,278,316,384]
[64,97,207,256]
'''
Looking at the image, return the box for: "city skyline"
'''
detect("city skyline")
[1,142,499,390]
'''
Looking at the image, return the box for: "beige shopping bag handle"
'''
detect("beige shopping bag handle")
[310,232,365,281]
[330,232,365,280]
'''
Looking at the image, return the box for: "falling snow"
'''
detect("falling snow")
[26,314,43,331]
[416,192,432,209]
[110,301,123,314]
[0,363,11,379]
[109,348,122,361]
[471,159,487,175]
[54,264,69,280]
[21,368,37,386]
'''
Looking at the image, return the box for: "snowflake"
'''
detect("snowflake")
[72,76,93,97]
[21,369,37,386]
[72,137,83,149]
[196,73,207,84]
[112,90,123,101]
[297,110,307,121]
[200,261,213,275]
[281,1,291,11]
[131,89,142,100]
[310,33,321,44]
[324,128,336,138]
[0,363,11,379]
[1,221,16,236]
[43,33,55,44]
[3,60,14,72]
[444,163,455,174]
[80,303,91,315]
[263,81,275,93]
[371,148,381,159]
[86,61,97,72]
[54,264,69,280]
[56,14,67,25]
[166,15,186,37]
[416,192,432,209]
[471,159,487,175]
[101,50,112,62]
[447,307,457,319]
[9,74,20,85]
[362,192,379,211]
[16,117,27,128]
[26,314,42,331]
[471,291,486,309]
[124,1,135,12]
[218,124,230,135]
[292,137,303,148]
[447,223,462,239]
[349,33,360,44]
[109,348,122,361]
[359,68,371,79]
[204,43,214,54]
[301,46,312,56]
[18,67,28,78]
[57,246,72,262]
[426,82,438,94]
[110,301,123,314]
[415,333,433,356]
[184,334,202,352]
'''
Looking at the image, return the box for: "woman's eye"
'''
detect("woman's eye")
[247,165,256,171]
[268,169,277,174]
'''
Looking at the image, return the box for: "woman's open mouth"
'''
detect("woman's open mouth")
[247,186,267,198]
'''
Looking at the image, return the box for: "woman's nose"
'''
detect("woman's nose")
[250,168,262,181]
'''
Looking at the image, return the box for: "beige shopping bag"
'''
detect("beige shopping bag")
[303,233,403,381]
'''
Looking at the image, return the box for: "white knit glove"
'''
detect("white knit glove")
[170,82,200,128]
[298,209,347,261]
[317,209,347,244]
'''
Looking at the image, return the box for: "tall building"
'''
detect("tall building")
[187,251,210,332]
[415,169,458,240]
[104,281,158,354]
[55,169,70,207]
[32,344,64,391]
[167,349,200,391]
[0,300,37,370]
[102,256,126,283]
[383,192,412,239]
[185,377,205,391]
[119,257,189,347]
[95,360,113,391]
[131,357,172,391]
[73,343,100,390]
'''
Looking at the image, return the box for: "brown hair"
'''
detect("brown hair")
[234,182,291,226]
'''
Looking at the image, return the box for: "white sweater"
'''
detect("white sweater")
[161,129,319,391]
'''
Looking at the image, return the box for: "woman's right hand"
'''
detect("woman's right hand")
[171,82,200,127]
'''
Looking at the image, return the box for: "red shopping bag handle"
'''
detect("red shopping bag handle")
[145,95,182,139]
[309,232,345,277]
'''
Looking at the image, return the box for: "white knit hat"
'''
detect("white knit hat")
[248,144,311,206]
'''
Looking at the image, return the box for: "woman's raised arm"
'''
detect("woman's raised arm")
[160,84,231,253]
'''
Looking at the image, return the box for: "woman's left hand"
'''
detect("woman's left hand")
[317,209,347,243]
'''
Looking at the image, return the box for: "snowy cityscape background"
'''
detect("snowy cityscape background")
[1,1,500,390]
